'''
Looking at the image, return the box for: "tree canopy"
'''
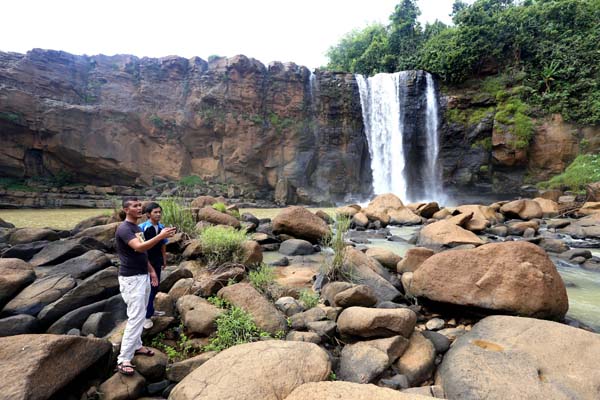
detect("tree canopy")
[325,0,600,124]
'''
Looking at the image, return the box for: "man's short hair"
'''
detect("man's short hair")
[122,197,139,208]
[144,201,162,214]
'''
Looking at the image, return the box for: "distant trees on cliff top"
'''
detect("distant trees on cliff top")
[326,0,600,125]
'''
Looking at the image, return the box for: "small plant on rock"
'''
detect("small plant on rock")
[298,289,320,309]
[212,202,227,213]
[199,225,248,267]
[204,306,264,352]
[248,264,275,293]
[161,197,196,237]
[321,215,352,281]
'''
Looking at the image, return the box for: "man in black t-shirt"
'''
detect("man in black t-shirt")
[115,197,175,375]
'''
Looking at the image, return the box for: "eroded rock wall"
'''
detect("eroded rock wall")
[0,49,372,204]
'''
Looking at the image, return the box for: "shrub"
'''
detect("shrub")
[298,289,319,309]
[248,264,275,293]
[179,175,205,187]
[212,202,227,213]
[538,154,600,192]
[161,198,196,237]
[149,324,193,362]
[321,215,352,281]
[199,225,247,266]
[204,306,263,352]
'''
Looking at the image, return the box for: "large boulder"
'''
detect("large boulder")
[0,314,39,336]
[334,285,377,308]
[387,208,422,225]
[337,307,416,339]
[8,228,59,245]
[0,258,35,308]
[394,331,436,386]
[0,334,111,400]
[29,237,105,267]
[2,273,76,317]
[47,294,127,334]
[71,214,112,235]
[284,381,432,400]
[410,241,568,319]
[365,248,402,270]
[166,352,218,382]
[37,267,119,326]
[241,240,263,265]
[218,283,288,335]
[98,371,146,400]
[438,315,600,400]
[500,199,543,220]
[533,197,559,218]
[191,195,218,209]
[396,247,434,274]
[1,240,48,260]
[40,249,112,279]
[343,247,401,303]
[176,295,223,336]
[279,239,315,256]
[196,207,241,228]
[169,340,330,400]
[272,206,330,244]
[73,222,120,247]
[417,220,485,248]
[585,181,600,201]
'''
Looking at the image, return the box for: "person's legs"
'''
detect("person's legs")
[145,261,161,318]
[117,274,149,366]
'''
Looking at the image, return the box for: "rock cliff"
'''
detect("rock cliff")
[0,49,372,204]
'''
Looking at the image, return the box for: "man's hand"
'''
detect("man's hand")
[149,270,159,287]
[158,227,176,240]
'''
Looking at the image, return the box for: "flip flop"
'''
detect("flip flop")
[116,362,135,376]
[134,347,155,356]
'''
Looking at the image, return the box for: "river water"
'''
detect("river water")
[1,209,599,331]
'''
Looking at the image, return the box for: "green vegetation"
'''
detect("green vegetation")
[268,112,295,134]
[212,202,227,213]
[0,178,33,192]
[471,137,493,152]
[199,225,247,266]
[179,175,205,187]
[149,324,193,362]
[298,289,320,309]
[161,198,196,236]
[326,0,600,124]
[538,154,600,192]
[204,306,265,352]
[149,115,165,129]
[468,107,494,126]
[0,112,21,124]
[248,264,276,293]
[321,215,352,281]
[495,97,534,149]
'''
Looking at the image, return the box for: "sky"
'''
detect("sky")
[0,0,464,70]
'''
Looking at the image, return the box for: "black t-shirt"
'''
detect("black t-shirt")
[115,221,148,276]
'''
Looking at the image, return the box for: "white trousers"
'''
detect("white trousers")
[117,274,150,364]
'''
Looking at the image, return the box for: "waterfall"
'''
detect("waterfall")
[356,71,444,203]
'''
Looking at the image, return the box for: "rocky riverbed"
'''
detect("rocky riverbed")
[0,192,599,400]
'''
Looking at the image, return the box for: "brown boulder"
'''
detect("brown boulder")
[190,195,218,209]
[388,207,422,225]
[416,202,440,218]
[0,334,111,400]
[411,241,568,319]
[0,258,35,308]
[315,210,333,224]
[533,197,559,218]
[336,206,359,218]
[196,207,240,228]
[166,352,218,382]
[337,307,416,338]
[176,295,223,336]
[396,247,434,274]
[272,206,330,244]
[343,247,401,302]
[334,285,377,308]
[585,182,600,202]
[455,204,501,223]
[132,347,168,381]
[365,248,402,270]
[169,341,330,400]
[417,220,485,248]
[351,212,369,227]
[9,228,59,245]
[394,331,436,386]
[285,381,432,400]
[577,201,600,216]
[240,240,263,265]
[363,193,405,225]
[73,222,120,247]
[98,371,146,400]
[500,199,543,220]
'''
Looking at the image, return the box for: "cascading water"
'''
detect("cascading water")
[356,70,445,203]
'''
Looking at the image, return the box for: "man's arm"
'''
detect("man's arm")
[127,227,175,253]
[161,243,167,270]
[148,262,158,286]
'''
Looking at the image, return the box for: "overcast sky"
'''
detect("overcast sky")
[0,0,465,69]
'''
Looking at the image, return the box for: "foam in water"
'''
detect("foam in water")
[356,71,444,203]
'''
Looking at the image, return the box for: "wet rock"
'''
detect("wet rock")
[279,239,315,256]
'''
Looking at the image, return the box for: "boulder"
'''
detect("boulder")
[500,199,543,220]
[169,341,330,400]
[98,372,146,400]
[0,334,111,400]
[367,193,404,211]
[279,239,315,256]
[410,241,568,319]
[315,210,333,224]
[533,197,559,218]
[286,331,321,343]
[197,207,241,228]
[218,283,288,335]
[337,307,416,339]
[585,182,600,201]
[438,315,600,400]
[159,265,194,293]
[1,240,48,260]
[168,278,195,302]
[352,212,369,227]
[394,331,436,386]
[455,205,501,224]
[336,205,360,218]
[387,208,422,225]
[334,285,377,308]
[0,314,39,336]
[2,273,76,317]
[416,202,440,218]
[272,206,330,244]
[365,248,402,270]
[0,217,15,229]
[289,308,326,330]
[0,258,35,308]
[285,381,432,400]
[343,247,400,302]
[306,320,337,339]
[73,222,120,247]
[507,220,539,236]
[275,297,304,317]
[29,236,105,267]
[40,249,112,279]
[417,220,485,248]
[396,247,434,274]
[181,240,203,259]
[191,195,218,209]
[578,201,600,216]
[241,240,263,265]
[37,267,119,326]
[166,352,218,382]
[71,214,112,234]
[176,295,223,336]
[81,311,118,337]
[8,228,59,245]
[339,336,409,383]
[47,294,127,334]
[195,266,245,297]
[132,347,168,381]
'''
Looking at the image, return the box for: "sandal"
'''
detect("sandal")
[116,362,135,376]
[134,347,155,356]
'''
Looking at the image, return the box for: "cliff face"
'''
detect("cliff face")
[0,49,372,204]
